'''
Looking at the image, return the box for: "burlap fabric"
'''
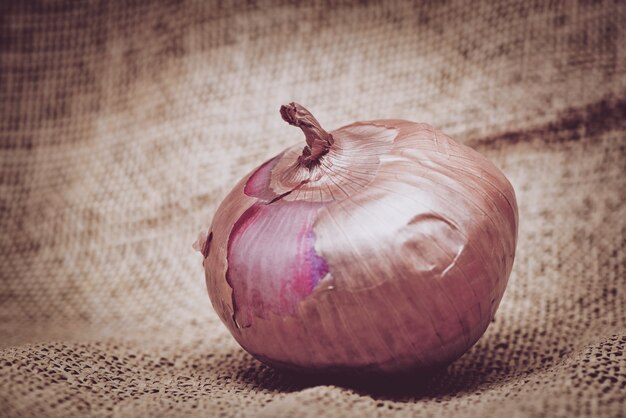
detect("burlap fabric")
[1,1,625,416]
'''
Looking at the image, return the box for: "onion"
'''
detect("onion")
[196,103,518,374]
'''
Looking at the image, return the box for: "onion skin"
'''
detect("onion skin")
[198,104,518,374]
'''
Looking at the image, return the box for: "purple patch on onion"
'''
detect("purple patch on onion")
[226,201,329,327]
[244,154,281,201]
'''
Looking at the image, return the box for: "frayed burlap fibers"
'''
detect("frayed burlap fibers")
[0,1,625,417]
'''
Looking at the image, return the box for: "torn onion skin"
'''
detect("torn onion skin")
[196,103,518,375]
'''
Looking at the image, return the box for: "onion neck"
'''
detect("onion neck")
[280,102,334,168]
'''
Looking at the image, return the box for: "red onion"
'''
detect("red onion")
[195,103,518,374]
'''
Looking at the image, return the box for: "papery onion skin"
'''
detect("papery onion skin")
[198,103,518,374]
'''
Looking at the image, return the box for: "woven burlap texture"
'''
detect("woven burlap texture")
[1,1,625,417]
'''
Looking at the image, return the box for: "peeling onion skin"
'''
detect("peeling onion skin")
[197,103,518,375]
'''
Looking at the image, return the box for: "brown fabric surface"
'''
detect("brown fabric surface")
[1,1,625,416]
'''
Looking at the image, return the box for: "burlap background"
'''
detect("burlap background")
[1,1,625,416]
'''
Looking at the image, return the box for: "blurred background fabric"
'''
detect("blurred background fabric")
[0,0,625,416]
